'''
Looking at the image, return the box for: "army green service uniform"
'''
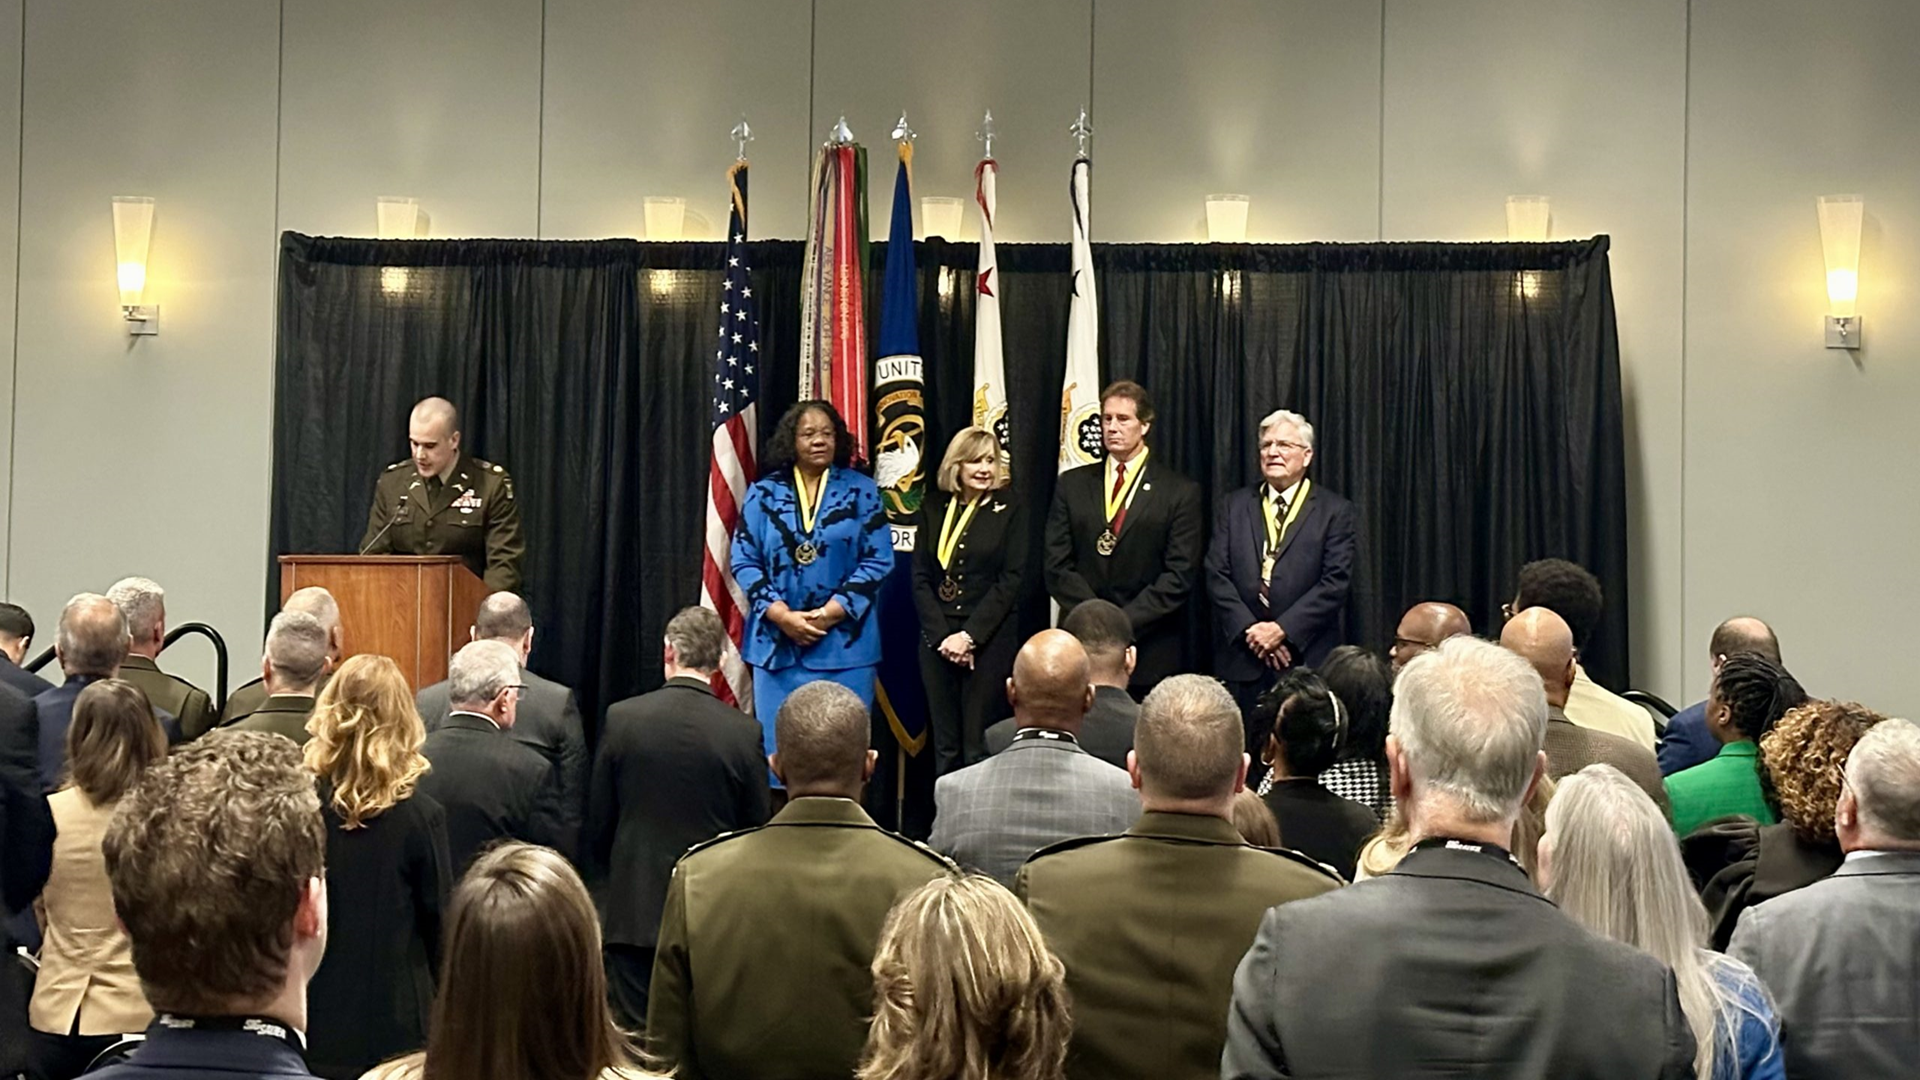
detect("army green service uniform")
[220,671,333,727]
[118,654,217,741]
[646,797,955,1080]
[1015,811,1342,1080]
[360,455,525,592]
[226,693,318,746]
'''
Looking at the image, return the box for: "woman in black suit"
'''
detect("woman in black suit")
[301,654,453,1079]
[1255,669,1378,880]
[913,427,1027,775]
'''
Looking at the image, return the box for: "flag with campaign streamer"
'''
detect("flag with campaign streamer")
[972,156,1010,473]
[699,162,758,709]
[1060,156,1103,472]
[799,137,870,462]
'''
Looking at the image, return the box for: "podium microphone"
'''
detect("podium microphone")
[358,491,412,556]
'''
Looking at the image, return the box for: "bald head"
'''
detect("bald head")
[57,593,130,678]
[1008,630,1093,734]
[410,396,458,435]
[408,397,462,478]
[1500,606,1575,705]
[1710,616,1780,665]
[284,587,343,662]
[1392,602,1473,672]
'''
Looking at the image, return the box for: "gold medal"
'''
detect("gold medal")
[1096,529,1117,556]
[938,575,960,602]
[794,540,819,566]
[792,468,829,570]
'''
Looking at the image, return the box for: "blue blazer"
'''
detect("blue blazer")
[1204,481,1357,682]
[732,468,894,672]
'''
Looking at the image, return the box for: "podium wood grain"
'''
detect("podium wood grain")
[278,555,491,691]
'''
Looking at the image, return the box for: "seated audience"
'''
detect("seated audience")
[1019,675,1336,1080]
[1501,607,1668,813]
[226,611,331,744]
[106,577,216,741]
[1388,601,1470,673]
[1660,617,1782,776]
[360,844,659,1080]
[29,681,166,1080]
[36,594,177,790]
[303,655,451,1079]
[588,606,770,1030]
[222,587,343,724]
[1254,670,1376,879]
[860,874,1070,1080]
[646,681,953,1079]
[1509,558,1654,748]
[1229,789,1281,847]
[1542,765,1784,1080]
[1222,636,1693,1078]
[418,640,569,873]
[986,599,1138,768]
[0,601,53,697]
[1666,653,1806,835]
[90,731,326,1080]
[1730,718,1920,1080]
[1314,645,1394,819]
[931,630,1138,884]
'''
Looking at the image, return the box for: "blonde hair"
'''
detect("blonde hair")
[859,875,1070,1080]
[1230,790,1281,847]
[304,654,430,829]
[935,427,1009,494]
[1762,699,1885,841]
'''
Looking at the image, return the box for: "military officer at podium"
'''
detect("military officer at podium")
[360,396,525,592]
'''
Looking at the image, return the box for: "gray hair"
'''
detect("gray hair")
[264,611,330,691]
[665,606,727,673]
[448,639,521,709]
[1136,675,1244,799]
[284,587,341,637]
[106,576,166,642]
[58,593,131,677]
[1257,409,1315,450]
[1546,765,1778,1080]
[1390,635,1545,823]
[473,591,533,642]
[1846,717,1920,843]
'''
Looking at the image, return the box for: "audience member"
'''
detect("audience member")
[1314,645,1394,819]
[360,844,658,1080]
[1388,601,1470,672]
[1730,718,1920,1080]
[587,606,770,1030]
[930,630,1138,883]
[29,680,166,1080]
[1659,617,1782,776]
[1253,670,1376,880]
[1356,769,1558,883]
[90,731,326,1080]
[418,640,568,874]
[1222,636,1693,1078]
[222,587,343,725]
[416,592,586,855]
[36,594,177,791]
[0,652,49,1074]
[226,611,331,744]
[1666,653,1806,835]
[0,601,53,697]
[1229,789,1281,847]
[859,874,1070,1080]
[1019,675,1336,1080]
[1542,765,1784,1080]
[302,655,451,1080]
[1510,559,1655,748]
[106,577,217,741]
[986,599,1138,767]
[1501,607,1668,813]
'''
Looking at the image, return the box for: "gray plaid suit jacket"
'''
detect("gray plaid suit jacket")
[928,733,1140,885]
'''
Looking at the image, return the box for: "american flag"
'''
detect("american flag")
[700,162,758,709]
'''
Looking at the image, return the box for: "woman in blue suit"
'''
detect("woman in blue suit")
[731,400,893,767]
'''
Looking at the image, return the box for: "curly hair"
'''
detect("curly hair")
[304,654,431,829]
[1760,699,1886,842]
[763,399,857,475]
[1513,558,1604,647]
[1711,653,1807,742]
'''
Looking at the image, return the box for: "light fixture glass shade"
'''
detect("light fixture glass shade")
[111,196,155,307]
[1506,195,1550,241]
[921,196,964,240]
[376,196,422,240]
[1817,194,1863,318]
[1206,194,1250,242]
[645,196,687,241]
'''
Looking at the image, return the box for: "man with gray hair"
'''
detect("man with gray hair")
[1731,717,1920,1079]
[34,594,178,789]
[221,586,345,725]
[418,639,567,873]
[1223,636,1694,1078]
[226,611,331,744]
[106,576,217,741]
[1204,409,1357,752]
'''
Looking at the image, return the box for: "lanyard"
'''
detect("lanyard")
[795,467,829,534]
[1263,478,1312,551]
[155,1014,307,1055]
[1010,727,1078,746]
[937,495,984,570]
[1103,447,1150,524]
[1408,835,1525,873]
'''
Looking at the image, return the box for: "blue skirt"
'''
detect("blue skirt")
[752,663,878,763]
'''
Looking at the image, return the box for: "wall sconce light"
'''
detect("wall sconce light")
[1506,195,1551,241]
[921,196,964,240]
[376,196,424,294]
[111,196,157,335]
[1817,194,1863,348]
[1206,195,1249,242]
[645,196,687,241]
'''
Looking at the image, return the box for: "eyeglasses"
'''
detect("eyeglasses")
[1392,636,1440,653]
[1259,439,1311,454]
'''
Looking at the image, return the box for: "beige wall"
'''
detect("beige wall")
[1,0,1911,716]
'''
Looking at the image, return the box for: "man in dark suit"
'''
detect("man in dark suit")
[1206,409,1356,751]
[1222,636,1694,1079]
[930,630,1139,884]
[35,594,178,790]
[1018,674,1338,1080]
[985,598,1136,768]
[1730,718,1920,1080]
[1659,616,1780,775]
[0,678,51,1077]
[107,577,217,741]
[417,591,586,854]
[220,586,342,726]
[0,602,53,698]
[588,606,770,1030]
[1044,380,1202,694]
[224,611,329,745]
[418,639,568,873]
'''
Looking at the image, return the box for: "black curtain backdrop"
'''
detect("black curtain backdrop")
[271,232,1627,739]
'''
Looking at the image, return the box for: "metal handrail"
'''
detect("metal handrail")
[22,620,230,709]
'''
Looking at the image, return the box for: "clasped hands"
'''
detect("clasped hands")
[937,632,975,669]
[1245,621,1293,670]
[769,600,848,647]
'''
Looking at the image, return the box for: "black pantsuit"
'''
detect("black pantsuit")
[912,491,1028,775]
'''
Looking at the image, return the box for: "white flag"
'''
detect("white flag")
[1059,156,1102,474]
[972,158,1010,472]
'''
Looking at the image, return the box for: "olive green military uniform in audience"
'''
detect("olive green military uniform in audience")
[116,655,217,741]
[220,672,332,726]
[226,694,318,745]
[360,456,526,592]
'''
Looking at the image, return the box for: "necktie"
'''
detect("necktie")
[1111,460,1128,534]
[1259,489,1286,609]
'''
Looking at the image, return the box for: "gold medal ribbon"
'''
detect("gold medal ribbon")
[1102,446,1151,527]
[795,467,830,535]
[937,495,984,570]
[1261,478,1312,577]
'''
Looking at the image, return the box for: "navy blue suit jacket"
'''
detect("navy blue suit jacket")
[35,675,178,791]
[1205,481,1357,682]
[1657,700,1715,775]
[90,1021,312,1079]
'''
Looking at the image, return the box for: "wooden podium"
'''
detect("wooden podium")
[278,555,490,691]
